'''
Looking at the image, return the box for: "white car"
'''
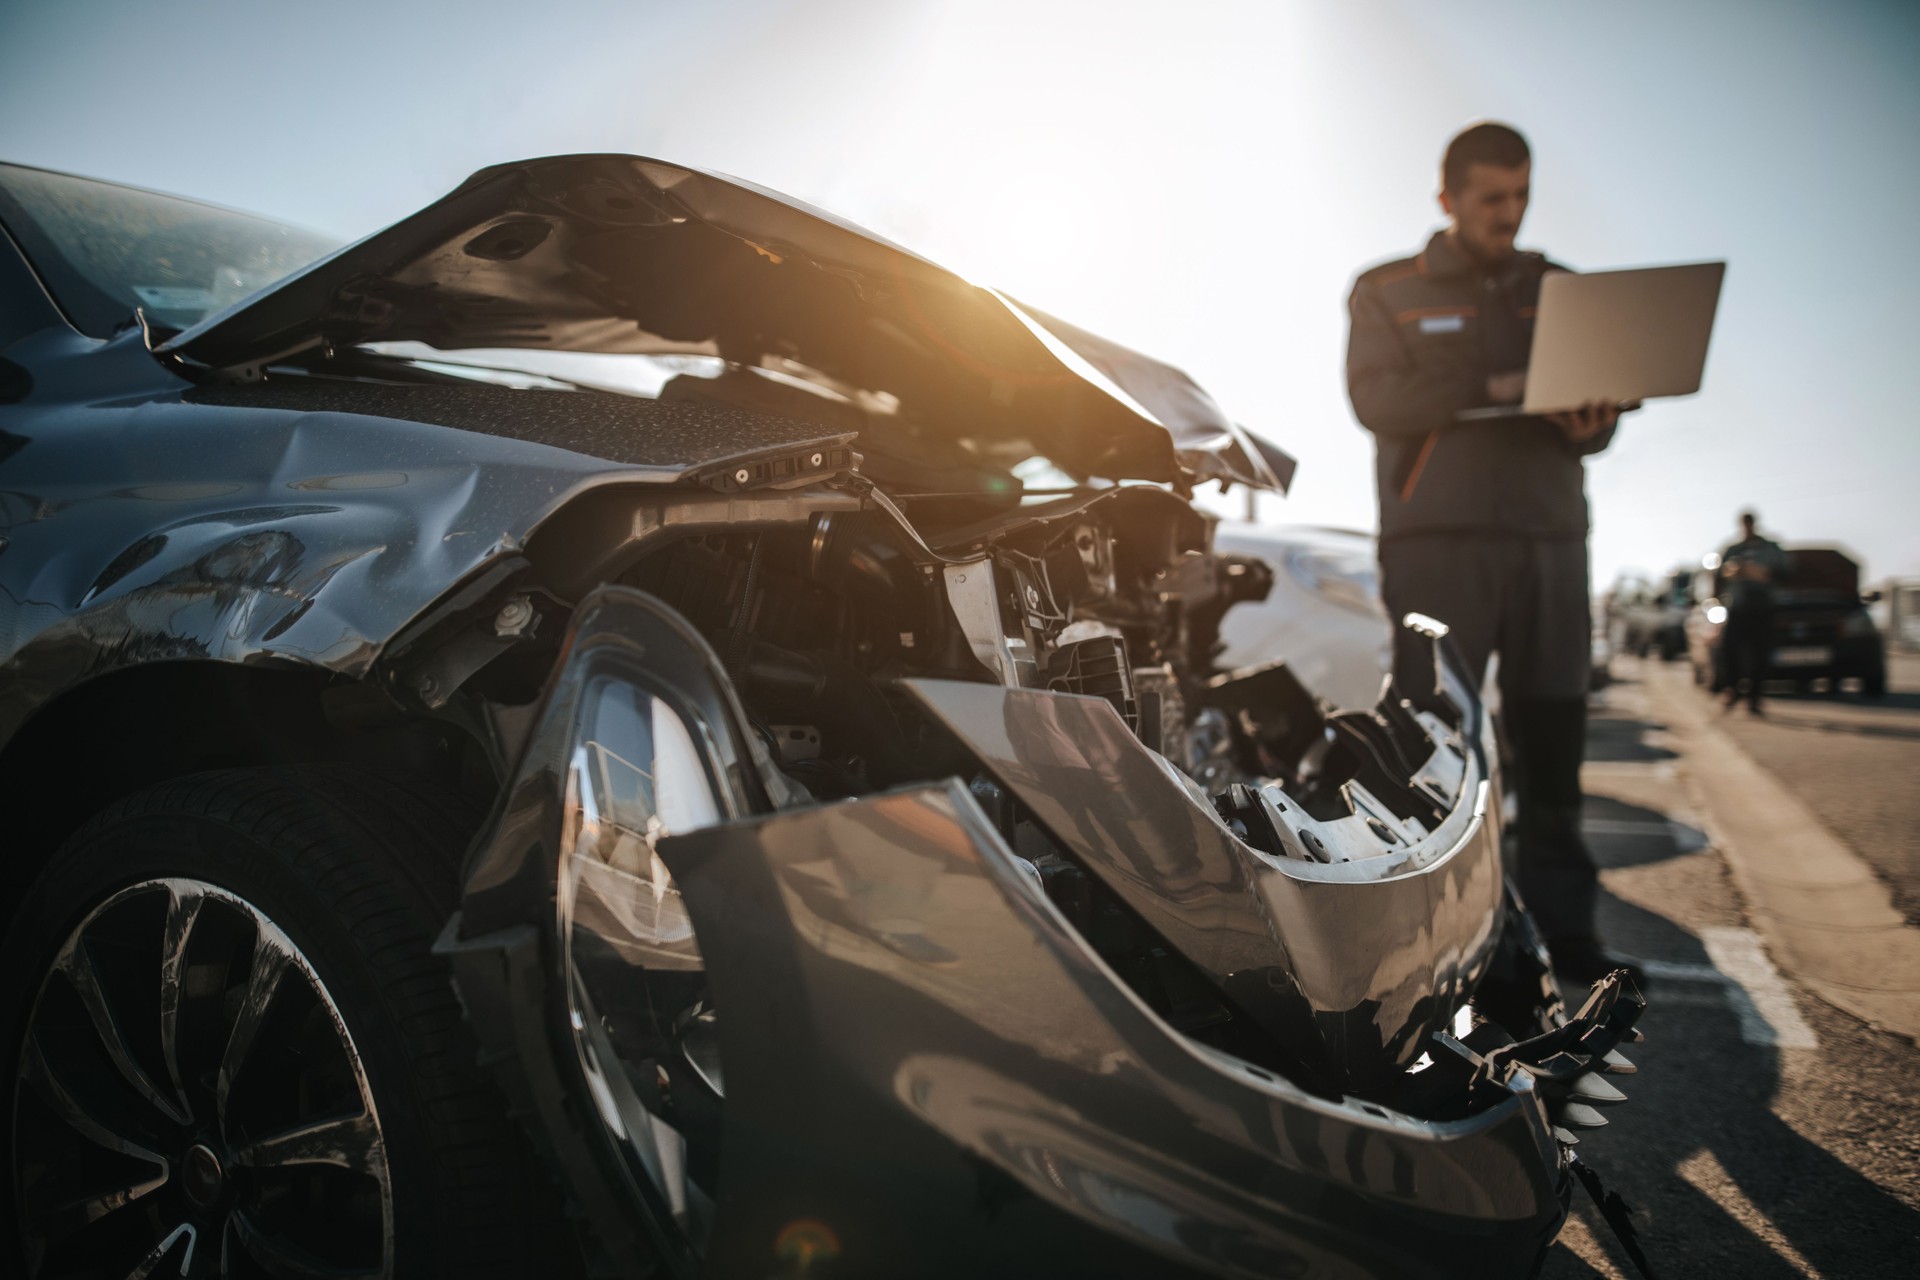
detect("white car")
[1212,523,1393,709]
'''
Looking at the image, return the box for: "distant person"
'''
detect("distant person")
[1346,121,1635,987]
[1716,510,1788,714]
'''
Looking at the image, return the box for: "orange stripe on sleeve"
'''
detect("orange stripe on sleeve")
[1400,430,1440,502]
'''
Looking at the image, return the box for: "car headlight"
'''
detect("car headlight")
[450,588,778,1260]
[482,587,774,1255]
[563,674,718,975]
[557,671,730,1238]
[1284,543,1386,618]
[1706,604,1728,625]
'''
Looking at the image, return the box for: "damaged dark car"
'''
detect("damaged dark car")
[0,156,1647,1279]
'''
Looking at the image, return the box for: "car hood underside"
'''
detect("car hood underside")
[156,154,1292,493]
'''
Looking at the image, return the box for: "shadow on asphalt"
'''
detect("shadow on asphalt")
[1577,795,1707,870]
[1582,705,1679,763]
[1537,703,1920,1278]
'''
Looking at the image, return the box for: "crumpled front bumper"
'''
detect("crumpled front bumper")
[444,587,1589,1279]
[901,672,1505,1095]
[658,779,1567,1279]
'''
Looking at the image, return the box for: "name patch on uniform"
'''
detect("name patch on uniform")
[1418,314,1466,334]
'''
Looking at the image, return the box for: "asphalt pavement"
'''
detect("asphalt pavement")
[1712,651,1920,928]
[1539,654,1920,1279]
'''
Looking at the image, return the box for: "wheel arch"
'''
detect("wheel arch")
[0,659,498,936]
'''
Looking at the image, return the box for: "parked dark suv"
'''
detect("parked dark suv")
[1688,547,1887,697]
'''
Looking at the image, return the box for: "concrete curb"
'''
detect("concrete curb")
[1646,663,1920,1046]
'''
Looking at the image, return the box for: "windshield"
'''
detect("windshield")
[0,163,340,338]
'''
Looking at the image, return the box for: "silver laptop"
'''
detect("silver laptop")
[1458,261,1725,419]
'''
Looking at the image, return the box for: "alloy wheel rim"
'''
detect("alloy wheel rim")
[11,878,393,1278]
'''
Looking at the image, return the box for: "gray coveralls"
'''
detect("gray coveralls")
[1346,230,1617,944]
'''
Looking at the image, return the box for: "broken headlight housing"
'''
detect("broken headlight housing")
[541,596,777,1258]
[559,670,728,1246]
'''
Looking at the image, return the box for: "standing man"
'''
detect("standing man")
[1346,122,1633,986]
[1716,510,1787,714]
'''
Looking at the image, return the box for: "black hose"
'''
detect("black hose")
[726,535,766,676]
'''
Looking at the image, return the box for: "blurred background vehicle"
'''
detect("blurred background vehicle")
[1590,621,1615,691]
[1686,546,1887,698]
[1883,576,1920,654]
[1605,568,1692,661]
[1211,523,1391,710]
[1216,524,1622,705]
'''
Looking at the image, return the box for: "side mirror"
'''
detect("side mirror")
[1862,589,1884,604]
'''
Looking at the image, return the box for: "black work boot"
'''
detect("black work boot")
[1548,935,1648,991]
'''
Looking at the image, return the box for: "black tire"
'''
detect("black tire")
[1,766,572,1280]
[1862,670,1887,699]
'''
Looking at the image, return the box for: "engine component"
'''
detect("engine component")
[1129,662,1186,759]
[1045,634,1138,732]
[1200,657,1328,778]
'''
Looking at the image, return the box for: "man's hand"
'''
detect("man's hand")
[1548,400,1618,442]
[1486,370,1526,404]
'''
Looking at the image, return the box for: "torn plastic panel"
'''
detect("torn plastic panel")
[655,779,1567,1279]
[447,586,1570,1277]
[900,617,1502,1094]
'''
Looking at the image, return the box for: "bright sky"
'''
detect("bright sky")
[5,0,1916,586]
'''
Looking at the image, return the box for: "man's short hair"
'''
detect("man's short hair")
[1443,122,1531,192]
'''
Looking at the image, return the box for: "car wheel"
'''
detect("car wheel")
[1863,670,1887,699]
[1,767,568,1280]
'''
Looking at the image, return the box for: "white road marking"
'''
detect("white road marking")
[1582,817,1711,850]
[1631,933,1819,1049]
[1700,927,1820,1050]
[1580,759,1678,780]
[1635,959,1727,982]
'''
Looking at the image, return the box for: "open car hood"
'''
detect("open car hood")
[158,154,1291,492]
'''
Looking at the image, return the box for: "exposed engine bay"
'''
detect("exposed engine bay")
[618,485,1258,796]
[500,472,1535,1106]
